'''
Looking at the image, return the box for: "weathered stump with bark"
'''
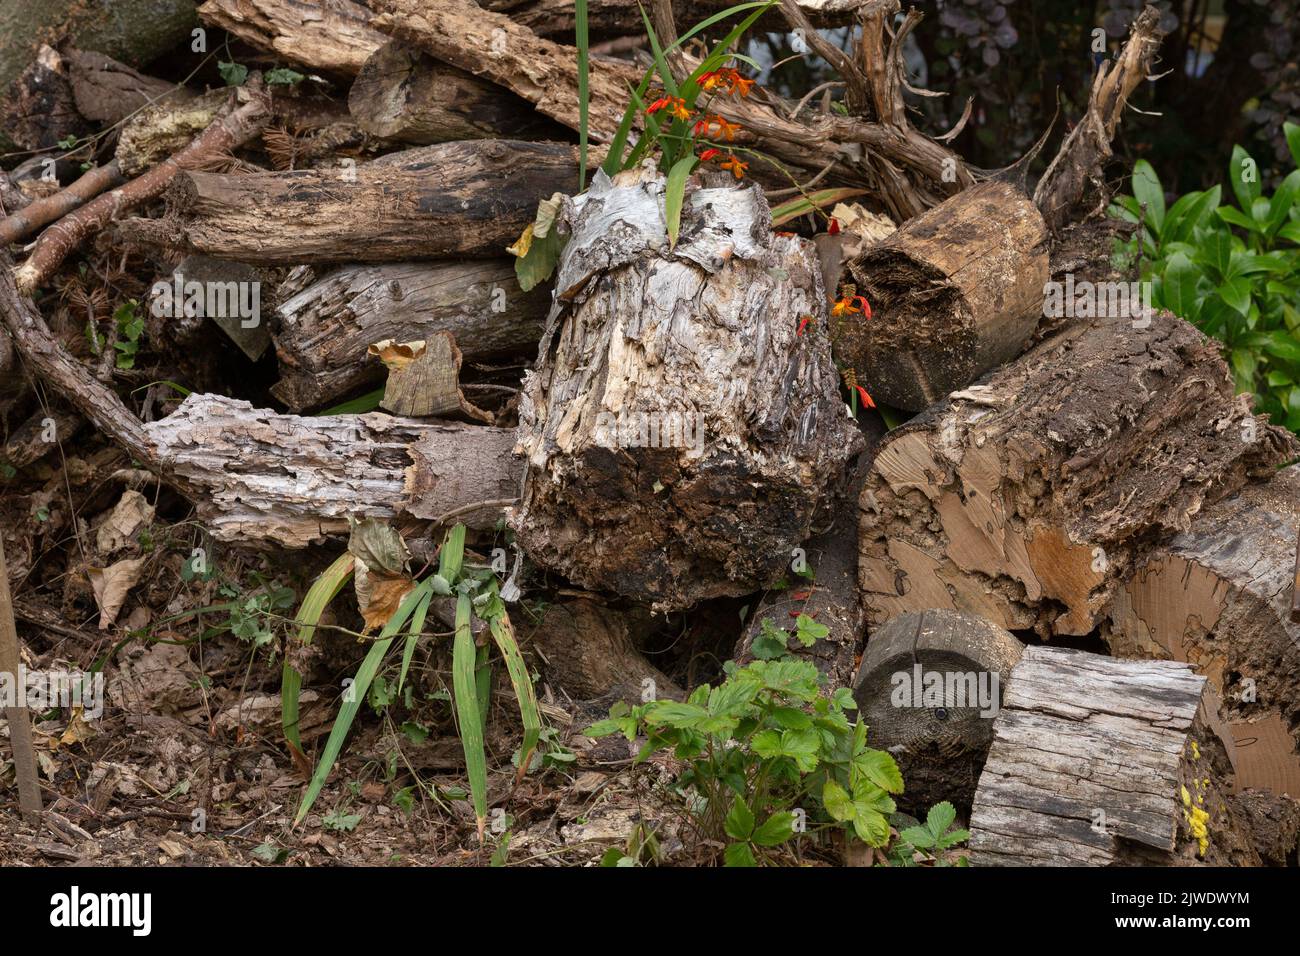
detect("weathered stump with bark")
[853,609,1024,810]
[1106,464,1300,796]
[272,260,549,410]
[840,180,1049,412]
[512,167,862,610]
[859,311,1298,637]
[970,645,1258,866]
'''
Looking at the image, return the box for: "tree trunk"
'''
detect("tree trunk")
[117,140,581,264]
[1105,463,1300,796]
[853,609,1025,812]
[512,168,862,611]
[969,645,1258,866]
[141,394,521,548]
[348,40,564,144]
[859,311,1299,638]
[196,0,386,76]
[271,260,549,410]
[840,180,1049,412]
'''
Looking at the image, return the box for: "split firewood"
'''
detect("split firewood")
[1035,5,1169,232]
[142,393,521,548]
[196,0,386,76]
[852,609,1024,811]
[512,167,862,611]
[118,140,582,264]
[13,90,272,295]
[841,180,1049,412]
[523,598,683,703]
[370,333,493,422]
[348,40,563,144]
[272,260,547,411]
[969,645,1259,866]
[859,310,1299,637]
[1106,464,1300,795]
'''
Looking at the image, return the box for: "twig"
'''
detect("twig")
[0,162,126,247]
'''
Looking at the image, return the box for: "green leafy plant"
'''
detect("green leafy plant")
[113,300,145,370]
[265,67,305,87]
[585,629,904,866]
[888,801,970,867]
[287,525,543,838]
[218,60,248,86]
[1110,126,1300,432]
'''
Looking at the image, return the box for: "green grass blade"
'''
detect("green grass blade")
[317,387,384,415]
[397,588,432,696]
[577,0,590,189]
[668,1,775,53]
[602,72,656,176]
[438,523,466,582]
[282,553,354,750]
[665,153,697,246]
[769,188,868,227]
[638,3,678,97]
[453,592,488,839]
[292,579,431,826]
[490,614,542,783]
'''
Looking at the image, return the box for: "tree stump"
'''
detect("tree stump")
[852,609,1024,810]
[512,167,862,610]
[839,180,1049,412]
[969,645,1258,866]
[859,311,1298,637]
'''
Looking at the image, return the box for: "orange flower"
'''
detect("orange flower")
[699,67,754,98]
[730,74,755,97]
[830,294,871,318]
[699,147,721,162]
[719,154,748,179]
[647,95,691,121]
[853,383,876,410]
[699,69,729,92]
[701,114,742,141]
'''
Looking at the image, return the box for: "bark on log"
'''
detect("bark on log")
[512,168,862,611]
[118,141,581,264]
[852,609,1024,811]
[2,44,91,151]
[479,0,861,39]
[142,394,522,548]
[197,0,387,76]
[65,48,188,126]
[523,598,683,703]
[841,180,1049,412]
[348,40,561,144]
[969,645,1258,866]
[272,260,548,411]
[1105,464,1300,796]
[859,311,1299,637]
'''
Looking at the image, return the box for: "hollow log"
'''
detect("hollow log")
[969,645,1258,866]
[271,260,549,410]
[853,609,1024,812]
[841,180,1049,412]
[117,140,581,264]
[348,40,562,144]
[142,394,521,548]
[512,167,862,611]
[1105,464,1300,796]
[859,310,1299,637]
[197,0,386,76]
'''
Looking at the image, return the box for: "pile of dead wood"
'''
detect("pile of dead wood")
[3,1,1299,866]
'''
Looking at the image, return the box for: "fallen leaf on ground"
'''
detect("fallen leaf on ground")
[88,557,147,629]
[95,489,154,554]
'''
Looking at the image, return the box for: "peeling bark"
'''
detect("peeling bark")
[513,167,862,610]
[859,311,1299,637]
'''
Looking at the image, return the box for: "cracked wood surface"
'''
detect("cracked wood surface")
[859,310,1299,637]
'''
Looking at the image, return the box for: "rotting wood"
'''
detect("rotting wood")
[842,180,1049,412]
[64,47,189,126]
[512,167,862,610]
[859,310,1299,637]
[142,393,521,548]
[117,140,582,264]
[196,0,386,76]
[969,645,1257,866]
[0,535,43,823]
[272,260,548,411]
[372,333,493,423]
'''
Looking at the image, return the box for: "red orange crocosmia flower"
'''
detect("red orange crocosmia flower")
[648,96,691,121]
[699,148,720,162]
[830,295,872,319]
[797,315,813,336]
[697,115,741,141]
[854,384,876,410]
[719,155,748,179]
[828,218,841,235]
[730,74,755,97]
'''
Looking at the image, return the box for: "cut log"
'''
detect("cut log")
[271,260,549,410]
[117,141,581,264]
[969,645,1258,866]
[1105,463,1300,796]
[852,609,1024,811]
[523,598,683,703]
[859,310,1299,637]
[840,180,1049,412]
[197,0,386,76]
[512,168,862,611]
[370,332,492,423]
[142,394,521,548]
[348,40,563,144]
